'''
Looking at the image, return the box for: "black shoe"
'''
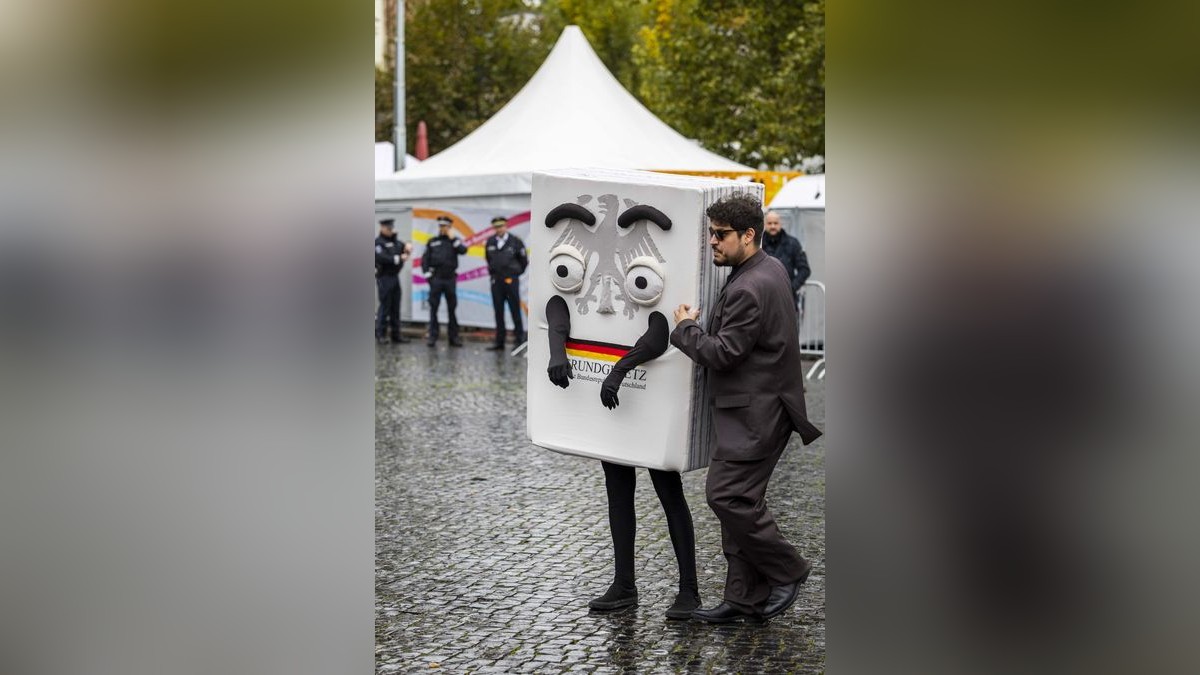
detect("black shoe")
[690,602,763,624]
[391,336,411,344]
[426,341,436,348]
[588,583,637,611]
[665,590,701,620]
[449,340,464,347]
[762,564,811,619]
[485,343,505,351]
[375,336,388,345]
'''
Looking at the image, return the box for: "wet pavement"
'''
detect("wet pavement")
[376,337,825,673]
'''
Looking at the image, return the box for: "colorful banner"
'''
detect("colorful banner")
[410,207,531,330]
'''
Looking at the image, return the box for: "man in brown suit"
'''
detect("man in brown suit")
[670,193,822,623]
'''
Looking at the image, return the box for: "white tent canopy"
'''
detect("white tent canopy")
[375,142,420,179]
[375,25,750,202]
[768,174,824,209]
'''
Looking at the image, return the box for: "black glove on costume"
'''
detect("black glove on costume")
[546,295,573,388]
[601,311,669,409]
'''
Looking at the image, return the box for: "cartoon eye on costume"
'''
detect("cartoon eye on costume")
[549,245,587,293]
[623,256,665,306]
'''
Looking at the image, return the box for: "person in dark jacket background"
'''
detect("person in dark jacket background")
[484,216,529,351]
[421,215,468,347]
[761,210,811,310]
[375,218,412,344]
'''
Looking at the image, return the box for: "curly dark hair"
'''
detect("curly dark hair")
[706,192,764,244]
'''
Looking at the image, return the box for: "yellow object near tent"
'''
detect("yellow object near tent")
[653,170,803,206]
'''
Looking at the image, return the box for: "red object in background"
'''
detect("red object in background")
[416,121,428,160]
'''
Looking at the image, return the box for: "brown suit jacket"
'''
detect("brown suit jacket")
[670,250,822,460]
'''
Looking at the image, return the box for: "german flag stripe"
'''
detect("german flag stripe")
[564,341,628,358]
[565,348,622,363]
[565,337,631,353]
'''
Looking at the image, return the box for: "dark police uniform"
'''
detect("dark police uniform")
[421,226,468,345]
[485,228,528,347]
[374,228,407,342]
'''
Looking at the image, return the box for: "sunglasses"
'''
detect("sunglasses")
[708,228,739,241]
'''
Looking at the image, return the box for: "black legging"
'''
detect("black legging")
[601,461,698,592]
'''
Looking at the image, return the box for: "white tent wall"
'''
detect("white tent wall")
[375,195,530,213]
[374,142,420,180]
[375,172,531,202]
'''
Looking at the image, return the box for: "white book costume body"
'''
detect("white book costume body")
[527,168,764,472]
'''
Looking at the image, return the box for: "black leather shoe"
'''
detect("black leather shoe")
[449,340,464,347]
[391,336,411,344]
[763,564,811,619]
[690,602,763,624]
[762,583,799,620]
[485,343,505,351]
[665,590,701,620]
[588,584,637,611]
[426,341,436,348]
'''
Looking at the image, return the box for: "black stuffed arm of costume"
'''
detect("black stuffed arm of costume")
[600,311,669,409]
[546,295,573,388]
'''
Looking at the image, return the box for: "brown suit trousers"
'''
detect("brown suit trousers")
[705,395,810,613]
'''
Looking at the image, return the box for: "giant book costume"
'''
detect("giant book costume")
[527,168,764,472]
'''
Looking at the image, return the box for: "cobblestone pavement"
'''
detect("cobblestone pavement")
[377,337,825,673]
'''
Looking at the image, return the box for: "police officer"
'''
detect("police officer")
[421,215,468,347]
[375,218,412,344]
[484,216,529,351]
[761,210,811,311]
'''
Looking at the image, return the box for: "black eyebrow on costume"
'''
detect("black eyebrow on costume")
[617,204,672,231]
[545,203,596,227]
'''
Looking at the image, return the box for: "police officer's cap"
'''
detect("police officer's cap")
[379,218,395,228]
[490,216,508,226]
[436,216,453,226]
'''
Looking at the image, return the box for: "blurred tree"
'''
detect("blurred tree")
[376,66,394,144]
[395,0,552,154]
[376,0,824,167]
[633,0,824,168]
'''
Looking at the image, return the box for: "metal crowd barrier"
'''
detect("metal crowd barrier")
[798,280,825,380]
